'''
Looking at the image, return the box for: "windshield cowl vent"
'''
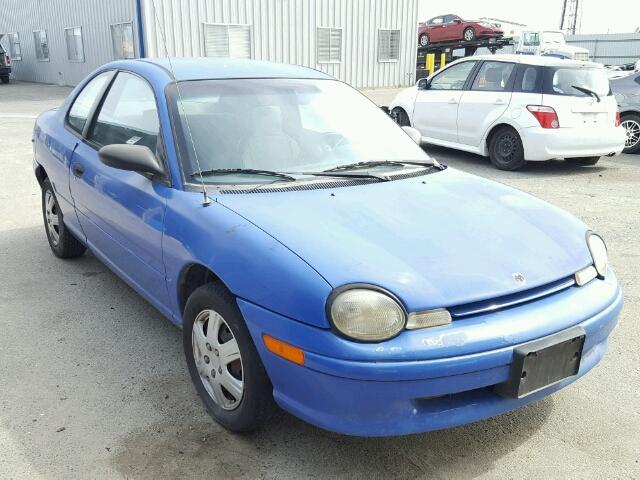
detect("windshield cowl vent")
[218,167,443,194]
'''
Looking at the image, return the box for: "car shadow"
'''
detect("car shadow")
[423,145,611,179]
[4,224,553,480]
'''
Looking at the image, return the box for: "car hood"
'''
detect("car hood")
[217,168,592,312]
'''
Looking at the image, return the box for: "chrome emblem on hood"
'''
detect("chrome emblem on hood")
[512,272,526,284]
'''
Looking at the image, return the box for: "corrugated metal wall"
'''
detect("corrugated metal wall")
[0,0,139,85]
[141,0,419,88]
[567,33,640,65]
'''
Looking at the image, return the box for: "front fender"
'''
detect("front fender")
[389,86,418,125]
[162,190,333,328]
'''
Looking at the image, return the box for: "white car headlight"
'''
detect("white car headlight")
[329,288,406,342]
[587,232,608,277]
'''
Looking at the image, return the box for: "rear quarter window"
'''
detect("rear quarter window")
[513,65,543,93]
[67,72,112,134]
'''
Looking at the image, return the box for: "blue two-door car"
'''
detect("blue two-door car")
[34,57,622,437]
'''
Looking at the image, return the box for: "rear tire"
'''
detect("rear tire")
[463,27,476,41]
[391,107,410,127]
[419,34,429,47]
[566,156,600,166]
[42,178,86,258]
[183,283,274,433]
[488,126,526,170]
[1,76,9,84]
[621,113,640,154]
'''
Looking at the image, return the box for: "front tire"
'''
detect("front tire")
[621,113,640,154]
[566,156,600,166]
[1,76,9,84]
[488,126,526,170]
[41,178,86,258]
[183,283,274,433]
[419,33,429,47]
[463,27,476,41]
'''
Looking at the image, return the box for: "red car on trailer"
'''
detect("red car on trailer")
[418,14,504,47]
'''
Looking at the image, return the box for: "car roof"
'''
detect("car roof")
[137,57,333,81]
[457,54,602,68]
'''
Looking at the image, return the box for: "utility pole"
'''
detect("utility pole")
[560,0,581,35]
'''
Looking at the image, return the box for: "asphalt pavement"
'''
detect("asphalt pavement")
[1,82,638,479]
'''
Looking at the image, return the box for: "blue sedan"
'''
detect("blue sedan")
[33,58,622,436]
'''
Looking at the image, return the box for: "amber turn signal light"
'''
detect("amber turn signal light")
[263,334,305,365]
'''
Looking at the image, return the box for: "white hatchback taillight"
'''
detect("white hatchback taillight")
[615,112,621,127]
[527,105,560,129]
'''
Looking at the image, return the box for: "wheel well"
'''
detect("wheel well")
[35,165,48,187]
[177,264,226,315]
[391,106,411,126]
[621,111,640,119]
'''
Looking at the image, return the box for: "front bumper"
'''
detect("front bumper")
[522,125,626,161]
[240,272,622,436]
[0,66,11,76]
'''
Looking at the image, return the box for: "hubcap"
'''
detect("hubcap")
[420,35,428,46]
[622,119,640,148]
[44,190,60,246]
[191,309,244,410]
[497,134,517,160]
[464,29,474,41]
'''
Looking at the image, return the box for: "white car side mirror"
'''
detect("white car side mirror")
[402,126,422,145]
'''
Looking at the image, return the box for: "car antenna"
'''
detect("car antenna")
[149,0,211,206]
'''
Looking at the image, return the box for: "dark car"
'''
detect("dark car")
[0,35,11,84]
[418,14,503,47]
[611,72,640,153]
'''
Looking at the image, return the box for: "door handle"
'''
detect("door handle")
[494,99,506,105]
[72,163,85,177]
[448,98,458,104]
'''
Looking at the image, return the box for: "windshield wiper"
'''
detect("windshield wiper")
[297,171,392,181]
[323,159,442,173]
[190,168,297,182]
[572,85,601,102]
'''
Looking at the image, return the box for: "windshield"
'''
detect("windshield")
[522,32,540,46]
[548,67,611,97]
[167,79,430,184]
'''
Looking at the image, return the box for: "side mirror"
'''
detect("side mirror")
[402,126,422,145]
[453,19,462,24]
[417,78,430,90]
[98,144,165,178]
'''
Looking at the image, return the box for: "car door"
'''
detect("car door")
[442,15,463,41]
[69,71,172,313]
[457,61,517,147]
[427,17,445,42]
[412,60,478,143]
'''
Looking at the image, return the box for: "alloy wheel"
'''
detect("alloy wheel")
[464,28,475,41]
[191,309,244,410]
[44,190,60,246]
[622,119,640,149]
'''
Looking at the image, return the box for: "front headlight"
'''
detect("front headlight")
[329,288,406,341]
[587,232,608,277]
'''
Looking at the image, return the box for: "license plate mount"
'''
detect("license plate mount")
[496,326,586,399]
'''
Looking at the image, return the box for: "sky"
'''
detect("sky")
[418,0,639,34]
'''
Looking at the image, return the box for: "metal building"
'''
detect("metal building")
[0,0,419,88]
[566,33,640,65]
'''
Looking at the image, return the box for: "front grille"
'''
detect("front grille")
[449,275,576,318]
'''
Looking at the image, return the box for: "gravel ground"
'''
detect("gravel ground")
[1,81,638,479]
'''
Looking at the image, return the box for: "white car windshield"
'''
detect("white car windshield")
[168,78,431,183]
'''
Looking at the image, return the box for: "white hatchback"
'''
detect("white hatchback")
[390,55,627,170]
